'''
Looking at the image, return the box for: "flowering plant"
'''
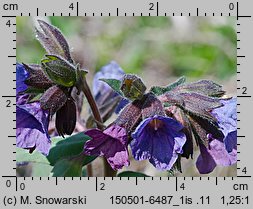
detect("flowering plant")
[17,20,236,177]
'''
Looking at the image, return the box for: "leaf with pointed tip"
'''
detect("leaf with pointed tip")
[117,171,149,177]
[174,80,225,97]
[36,20,73,63]
[166,76,186,91]
[99,78,123,96]
[150,76,186,96]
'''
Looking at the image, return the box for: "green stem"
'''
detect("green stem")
[79,75,116,177]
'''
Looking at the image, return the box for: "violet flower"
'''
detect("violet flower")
[16,63,51,155]
[17,103,51,155]
[130,115,186,170]
[17,63,29,93]
[211,98,237,152]
[196,98,237,174]
[83,124,129,170]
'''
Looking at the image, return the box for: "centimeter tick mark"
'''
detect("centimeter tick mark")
[77,2,79,16]
[2,2,251,17]
[95,177,98,191]
[175,177,178,191]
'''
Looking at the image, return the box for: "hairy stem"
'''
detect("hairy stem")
[79,75,116,177]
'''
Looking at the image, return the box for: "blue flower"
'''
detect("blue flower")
[83,125,129,170]
[130,115,186,170]
[17,102,51,155]
[16,63,29,93]
[93,61,128,113]
[196,98,237,174]
[211,98,237,152]
[16,63,51,155]
[196,137,237,174]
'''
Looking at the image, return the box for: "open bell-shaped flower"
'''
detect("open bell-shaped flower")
[84,125,130,170]
[130,94,186,170]
[196,98,237,174]
[83,99,144,170]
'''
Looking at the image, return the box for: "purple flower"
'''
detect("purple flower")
[93,61,128,113]
[16,63,29,93]
[16,63,51,155]
[196,136,237,174]
[17,102,51,155]
[196,98,237,174]
[83,124,129,170]
[211,98,237,152]
[130,115,186,170]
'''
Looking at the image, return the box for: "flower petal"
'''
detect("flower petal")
[103,125,128,145]
[84,125,129,170]
[196,144,217,174]
[131,115,186,170]
[16,102,50,155]
[212,98,237,152]
[16,63,29,94]
[224,131,237,153]
[212,98,237,128]
[196,139,237,174]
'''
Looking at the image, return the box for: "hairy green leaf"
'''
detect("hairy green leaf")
[100,78,123,96]
[150,76,186,96]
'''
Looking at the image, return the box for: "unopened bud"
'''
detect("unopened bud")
[40,85,68,115]
[56,98,77,137]
[23,63,54,89]
[120,74,146,100]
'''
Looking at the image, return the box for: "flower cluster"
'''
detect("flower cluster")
[84,72,237,173]
[17,20,237,175]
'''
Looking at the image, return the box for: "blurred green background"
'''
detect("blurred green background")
[17,17,237,177]
[17,17,236,81]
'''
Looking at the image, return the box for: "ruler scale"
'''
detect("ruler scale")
[1,0,252,208]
